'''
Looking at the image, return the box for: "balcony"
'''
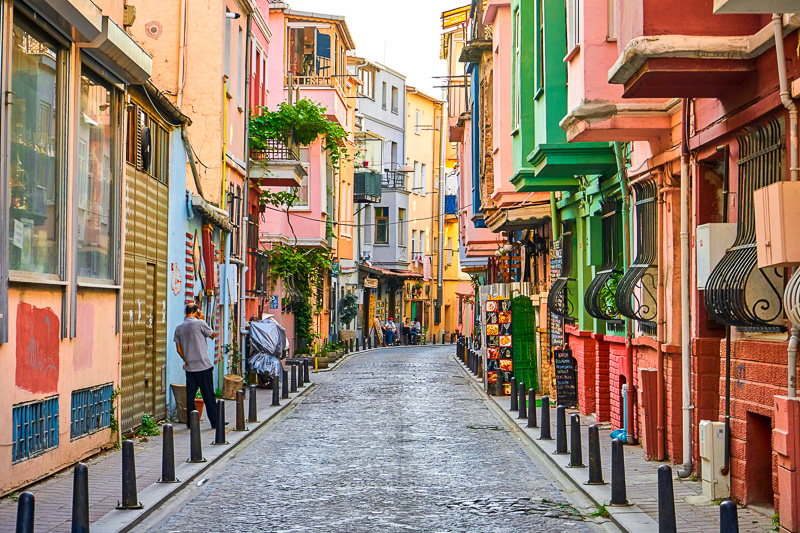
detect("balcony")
[445,195,458,216]
[354,170,382,204]
[249,138,306,187]
[382,171,408,191]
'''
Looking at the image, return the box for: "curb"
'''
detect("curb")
[452,354,656,533]
[317,342,458,372]
[92,382,318,533]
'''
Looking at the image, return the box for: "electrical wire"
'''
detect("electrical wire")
[259,202,474,228]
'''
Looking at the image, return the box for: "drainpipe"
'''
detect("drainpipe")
[240,11,252,371]
[614,142,636,444]
[657,177,667,461]
[677,98,693,478]
[437,102,447,319]
[177,0,188,109]
[774,14,799,398]
[718,145,732,476]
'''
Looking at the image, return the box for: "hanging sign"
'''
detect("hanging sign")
[364,277,378,289]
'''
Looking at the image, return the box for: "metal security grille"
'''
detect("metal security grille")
[547,220,575,321]
[585,198,623,321]
[704,118,785,331]
[615,180,658,334]
[70,383,114,440]
[12,397,59,463]
[248,250,269,297]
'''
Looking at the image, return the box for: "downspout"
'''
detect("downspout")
[614,142,636,444]
[240,12,252,372]
[773,14,799,398]
[657,177,667,462]
[177,0,187,109]
[677,98,693,478]
[720,145,732,477]
[182,127,205,198]
[437,102,447,319]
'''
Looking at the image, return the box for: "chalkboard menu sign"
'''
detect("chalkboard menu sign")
[549,240,565,359]
[486,297,513,395]
[554,349,577,408]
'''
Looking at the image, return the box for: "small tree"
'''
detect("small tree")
[339,293,359,328]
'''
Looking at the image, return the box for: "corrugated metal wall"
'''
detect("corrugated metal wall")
[120,164,168,434]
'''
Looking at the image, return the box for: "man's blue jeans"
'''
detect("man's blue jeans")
[384,331,394,345]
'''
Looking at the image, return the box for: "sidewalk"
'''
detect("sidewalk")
[454,355,775,533]
[0,372,319,533]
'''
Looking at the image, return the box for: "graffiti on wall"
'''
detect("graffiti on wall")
[16,302,60,393]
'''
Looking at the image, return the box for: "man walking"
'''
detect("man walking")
[174,303,219,429]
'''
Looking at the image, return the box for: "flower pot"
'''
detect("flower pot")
[193,398,205,420]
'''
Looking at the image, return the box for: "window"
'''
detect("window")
[420,231,426,254]
[126,102,169,183]
[398,208,406,246]
[584,199,623,321]
[375,207,389,244]
[9,17,65,275]
[390,142,398,167]
[12,396,59,463]
[359,68,374,98]
[382,82,387,109]
[76,66,118,281]
[413,161,420,192]
[415,109,421,134]
[513,7,521,129]
[567,0,581,52]
[547,220,576,321]
[238,27,244,107]
[70,383,113,440]
[228,185,242,258]
[288,27,331,82]
[420,164,427,197]
[391,86,399,113]
[412,230,418,256]
[293,147,310,207]
[607,0,617,40]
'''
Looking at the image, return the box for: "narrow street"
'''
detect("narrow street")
[138,346,601,533]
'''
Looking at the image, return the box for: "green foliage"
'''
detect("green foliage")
[589,504,610,519]
[195,389,203,399]
[250,99,350,169]
[772,514,780,531]
[599,272,623,316]
[215,388,223,398]
[139,414,160,436]
[339,293,359,326]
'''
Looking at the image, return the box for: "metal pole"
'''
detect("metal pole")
[158,424,178,482]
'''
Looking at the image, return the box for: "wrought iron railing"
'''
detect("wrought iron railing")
[704,118,785,331]
[547,220,576,320]
[615,180,658,332]
[382,170,408,190]
[585,198,624,321]
[250,137,300,163]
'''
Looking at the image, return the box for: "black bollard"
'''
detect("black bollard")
[720,500,739,533]
[297,362,305,387]
[518,382,527,419]
[554,405,568,454]
[610,438,629,505]
[235,391,247,431]
[567,414,585,467]
[117,440,143,509]
[527,389,538,428]
[281,369,289,399]
[157,424,178,482]
[290,364,298,393]
[271,375,280,406]
[248,385,258,422]
[212,400,228,445]
[586,424,607,485]
[15,491,34,533]
[187,410,205,463]
[510,377,518,411]
[304,360,311,383]
[368,336,372,349]
[71,463,90,533]
[658,465,677,533]
[539,396,552,440]
[496,367,505,396]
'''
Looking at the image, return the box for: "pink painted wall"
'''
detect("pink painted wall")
[459,119,499,256]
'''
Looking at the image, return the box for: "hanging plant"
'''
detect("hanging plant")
[250,98,351,169]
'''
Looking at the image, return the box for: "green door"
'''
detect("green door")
[411,301,417,321]
[512,295,538,392]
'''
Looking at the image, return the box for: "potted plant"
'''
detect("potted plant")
[193,389,205,420]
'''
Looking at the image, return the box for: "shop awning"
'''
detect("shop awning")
[484,202,551,233]
[359,264,423,279]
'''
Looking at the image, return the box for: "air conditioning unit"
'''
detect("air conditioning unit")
[754,181,800,268]
[696,223,737,290]
[699,420,730,500]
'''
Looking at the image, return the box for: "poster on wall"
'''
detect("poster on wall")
[549,240,564,360]
[485,297,512,394]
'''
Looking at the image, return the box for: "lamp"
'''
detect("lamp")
[397,160,414,173]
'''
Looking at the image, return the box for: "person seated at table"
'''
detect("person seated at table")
[402,318,411,345]
[384,317,396,346]
[410,319,420,345]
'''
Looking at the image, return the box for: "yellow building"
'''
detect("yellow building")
[404,88,466,342]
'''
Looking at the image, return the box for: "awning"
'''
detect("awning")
[484,202,551,233]
[84,17,152,84]
[189,192,232,232]
[359,264,423,279]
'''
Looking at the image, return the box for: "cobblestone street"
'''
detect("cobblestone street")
[143,346,601,533]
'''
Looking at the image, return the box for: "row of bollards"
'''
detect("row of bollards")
[522,397,742,532]
[15,370,314,531]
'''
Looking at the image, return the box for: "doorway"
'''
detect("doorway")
[745,411,774,505]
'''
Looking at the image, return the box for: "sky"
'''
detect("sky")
[284,0,464,95]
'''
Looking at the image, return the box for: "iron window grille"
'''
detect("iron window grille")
[70,383,114,440]
[615,180,658,335]
[704,118,785,332]
[227,185,242,259]
[248,249,269,298]
[12,396,59,463]
[547,220,576,322]
[585,197,624,322]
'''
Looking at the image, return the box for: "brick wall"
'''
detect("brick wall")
[567,328,596,415]
[692,337,722,469]
[593,335,611,422]
[664,348,684,463]
[723,338,790,509]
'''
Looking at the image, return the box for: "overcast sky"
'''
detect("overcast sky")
[285,0,463,95]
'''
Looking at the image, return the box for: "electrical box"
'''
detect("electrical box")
[699,420,730,500]
[696,223,737,290]
[754,181,800,269]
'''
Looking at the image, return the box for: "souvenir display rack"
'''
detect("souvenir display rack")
[485,297,513,395]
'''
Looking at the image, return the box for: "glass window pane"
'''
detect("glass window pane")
[76,67,116,280]
[9,17,61,274]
